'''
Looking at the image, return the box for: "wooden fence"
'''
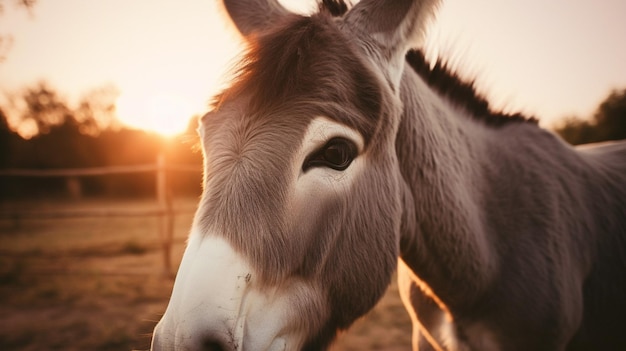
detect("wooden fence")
[0,153,200,275]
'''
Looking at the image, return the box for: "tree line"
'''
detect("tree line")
[0,83,202,199]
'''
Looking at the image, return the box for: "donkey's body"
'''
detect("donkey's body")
[396,64,626,350]
[152,1,626,350]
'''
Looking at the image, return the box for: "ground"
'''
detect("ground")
[0,198,411,350]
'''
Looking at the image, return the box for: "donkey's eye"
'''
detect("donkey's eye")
[303,138,358,172]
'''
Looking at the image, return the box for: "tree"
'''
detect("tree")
[0,0,36,13]
[74,85,120,136]
[593,89,626,142]
[4,82,72,138]
[555,88,626,145]
[0,0,36,62]
[0,107,21,168]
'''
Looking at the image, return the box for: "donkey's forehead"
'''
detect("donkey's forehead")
[209,12,384,143]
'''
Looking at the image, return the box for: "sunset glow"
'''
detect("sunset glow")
[116,92,197,137]
[0,0,625,133]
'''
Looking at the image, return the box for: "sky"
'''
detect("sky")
[1,0,625,137]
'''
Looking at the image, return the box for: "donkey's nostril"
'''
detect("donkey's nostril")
[203,339,228,351]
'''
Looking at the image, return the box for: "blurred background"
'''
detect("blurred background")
[0,0,624,350]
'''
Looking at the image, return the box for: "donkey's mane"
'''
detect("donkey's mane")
[405,50,538,127]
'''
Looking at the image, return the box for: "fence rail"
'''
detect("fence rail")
[0,153,200,275]
[0,206,197,219]
[0,164,199,177]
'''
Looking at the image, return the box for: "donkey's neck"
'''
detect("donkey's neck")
[395,67,500,308]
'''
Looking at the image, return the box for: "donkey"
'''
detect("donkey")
[151,0,626,350]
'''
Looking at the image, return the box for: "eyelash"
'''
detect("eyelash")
[302,137,358,172]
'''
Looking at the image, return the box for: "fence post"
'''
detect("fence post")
[157,152,174,276]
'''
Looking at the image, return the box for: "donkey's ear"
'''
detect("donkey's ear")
[344,0,440,88]
[221,0,289,37]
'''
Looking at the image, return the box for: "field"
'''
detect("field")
[0,198,412,351]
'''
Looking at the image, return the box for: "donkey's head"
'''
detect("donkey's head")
[152,0,438,350]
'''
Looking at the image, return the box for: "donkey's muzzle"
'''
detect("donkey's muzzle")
[150,232,298,351]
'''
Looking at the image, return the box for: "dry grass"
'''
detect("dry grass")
[0,198,411,350]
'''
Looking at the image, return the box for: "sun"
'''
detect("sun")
[116,91,197,138]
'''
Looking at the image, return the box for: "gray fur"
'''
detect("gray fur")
[153,0,626,350]
[396,65,626,350]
